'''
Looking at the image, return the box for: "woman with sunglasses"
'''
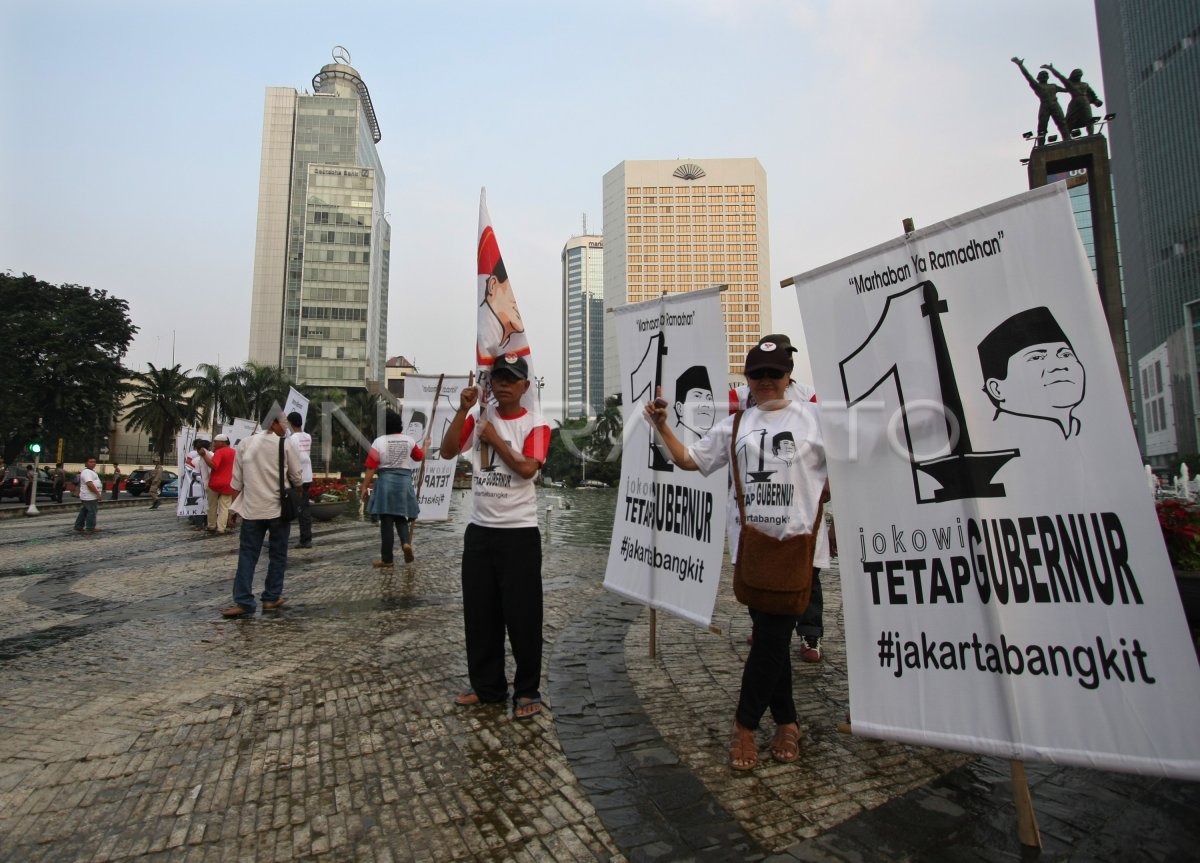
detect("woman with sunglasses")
[645,340,828,770]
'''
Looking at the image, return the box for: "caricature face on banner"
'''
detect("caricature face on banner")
[603,285,729,628]
[793,183,1200,780]
[403,374,471,521]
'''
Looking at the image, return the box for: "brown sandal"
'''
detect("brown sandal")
[770,722,800,763]
[730,722,758,770]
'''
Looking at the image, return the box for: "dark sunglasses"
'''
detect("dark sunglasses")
[746,368,786,380]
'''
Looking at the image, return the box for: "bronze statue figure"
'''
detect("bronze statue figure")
[1012,57,1068,146]
[1043,64,1104,137]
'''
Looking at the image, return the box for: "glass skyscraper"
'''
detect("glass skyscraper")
[1096,2,1200,458]
[561,235,605,420]
[249,53,391,388]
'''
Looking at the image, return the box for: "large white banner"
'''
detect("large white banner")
[284,387,310,429]
[175,427,206,518]
[604,286,729,627]
[221,417,258,449]
[404,374,471,521]
[793,183,1200,779]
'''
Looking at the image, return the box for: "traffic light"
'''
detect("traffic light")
[28,441,42,456]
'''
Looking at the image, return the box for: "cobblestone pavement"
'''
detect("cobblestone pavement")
[1,504,1197,862]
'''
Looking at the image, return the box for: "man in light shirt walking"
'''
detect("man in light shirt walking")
[221,410,303,619]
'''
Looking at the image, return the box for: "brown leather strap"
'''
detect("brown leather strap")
[731,411,747,524]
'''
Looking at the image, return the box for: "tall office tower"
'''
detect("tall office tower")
[602,158,771,396]
[562,234,605,421]
[1096,3,1200,462]
[248,50,391,389]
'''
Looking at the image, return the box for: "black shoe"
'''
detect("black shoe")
[297,542,312,549]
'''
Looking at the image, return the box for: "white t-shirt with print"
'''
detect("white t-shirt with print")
[458,407,550,529]
[689,401,827,545]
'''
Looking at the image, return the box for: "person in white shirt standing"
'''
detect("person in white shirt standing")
[221,410,303,619]
[72,456,103,534]
[287,412,314,548]
[440,354,551,721]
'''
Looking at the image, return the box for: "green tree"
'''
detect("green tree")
[123,364,202,462]
[0,273,137,462]
[543,418,590,484]
[224,361,291,423]
[590,395,624,461]
[190,362,238,432]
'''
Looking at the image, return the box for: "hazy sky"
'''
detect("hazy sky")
[1,0,1105,412]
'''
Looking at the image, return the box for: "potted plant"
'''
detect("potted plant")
[1155,498,1200,634]
[307,479,354,521]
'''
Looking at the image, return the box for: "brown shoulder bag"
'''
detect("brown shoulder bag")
[730,411,824,616]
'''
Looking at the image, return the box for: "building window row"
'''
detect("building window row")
[300,306,368,321]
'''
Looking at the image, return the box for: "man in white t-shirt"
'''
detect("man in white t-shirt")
[72,457,103,534]
[287,412,314,548]
[440,354,551,721]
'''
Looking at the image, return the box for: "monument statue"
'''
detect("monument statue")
[1012,57,1068,146]
[1043,64,1104,137]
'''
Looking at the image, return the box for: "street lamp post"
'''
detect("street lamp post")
[533,376,545,409]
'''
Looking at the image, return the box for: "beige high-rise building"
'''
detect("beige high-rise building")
[248,50,390,389]
[602,158,771,396]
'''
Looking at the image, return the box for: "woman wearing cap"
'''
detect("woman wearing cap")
[360,410,423,567]
[645,341,828,769]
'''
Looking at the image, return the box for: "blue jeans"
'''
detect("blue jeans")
[74,500,98,531]
[232,517,290,612]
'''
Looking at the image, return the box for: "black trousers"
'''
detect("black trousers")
[736,609,800,730]
[297,482,313,543]
[461,523,543,703]
[795,568,823,642]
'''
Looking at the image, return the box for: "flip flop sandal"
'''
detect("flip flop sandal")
[771,723,801,763]
[513,696,542,721]
[730,722,758,770]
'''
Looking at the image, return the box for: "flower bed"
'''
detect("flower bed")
[308,480,352,503]
[1156,499,1200,570]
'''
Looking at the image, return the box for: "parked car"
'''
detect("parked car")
[160,476,179,499]
[125,469,178,497]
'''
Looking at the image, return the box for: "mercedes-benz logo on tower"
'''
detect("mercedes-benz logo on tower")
[332,46,351,65]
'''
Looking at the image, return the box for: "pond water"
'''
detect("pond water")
[415,486,618,549]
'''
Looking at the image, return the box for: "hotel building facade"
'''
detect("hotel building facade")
[601,158,771,396]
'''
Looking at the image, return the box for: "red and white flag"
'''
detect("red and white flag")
[476,188,536,411]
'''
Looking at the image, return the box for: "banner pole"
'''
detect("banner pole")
[408,374,445,545]
[1009,760,1042,848]
[649,608,657,659]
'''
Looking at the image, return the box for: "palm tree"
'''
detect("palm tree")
[124,363,202,462]
[225,361,291,424]
[190,362,235,433]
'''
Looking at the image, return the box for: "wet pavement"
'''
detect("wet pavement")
[0,500,1196,862]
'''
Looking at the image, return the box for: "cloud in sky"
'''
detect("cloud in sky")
[0,0,1104,413]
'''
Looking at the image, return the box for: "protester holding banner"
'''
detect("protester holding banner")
[440,354,551,721]
[730,333,829,663]
[646,342,828,769]
[360,410,423,567]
